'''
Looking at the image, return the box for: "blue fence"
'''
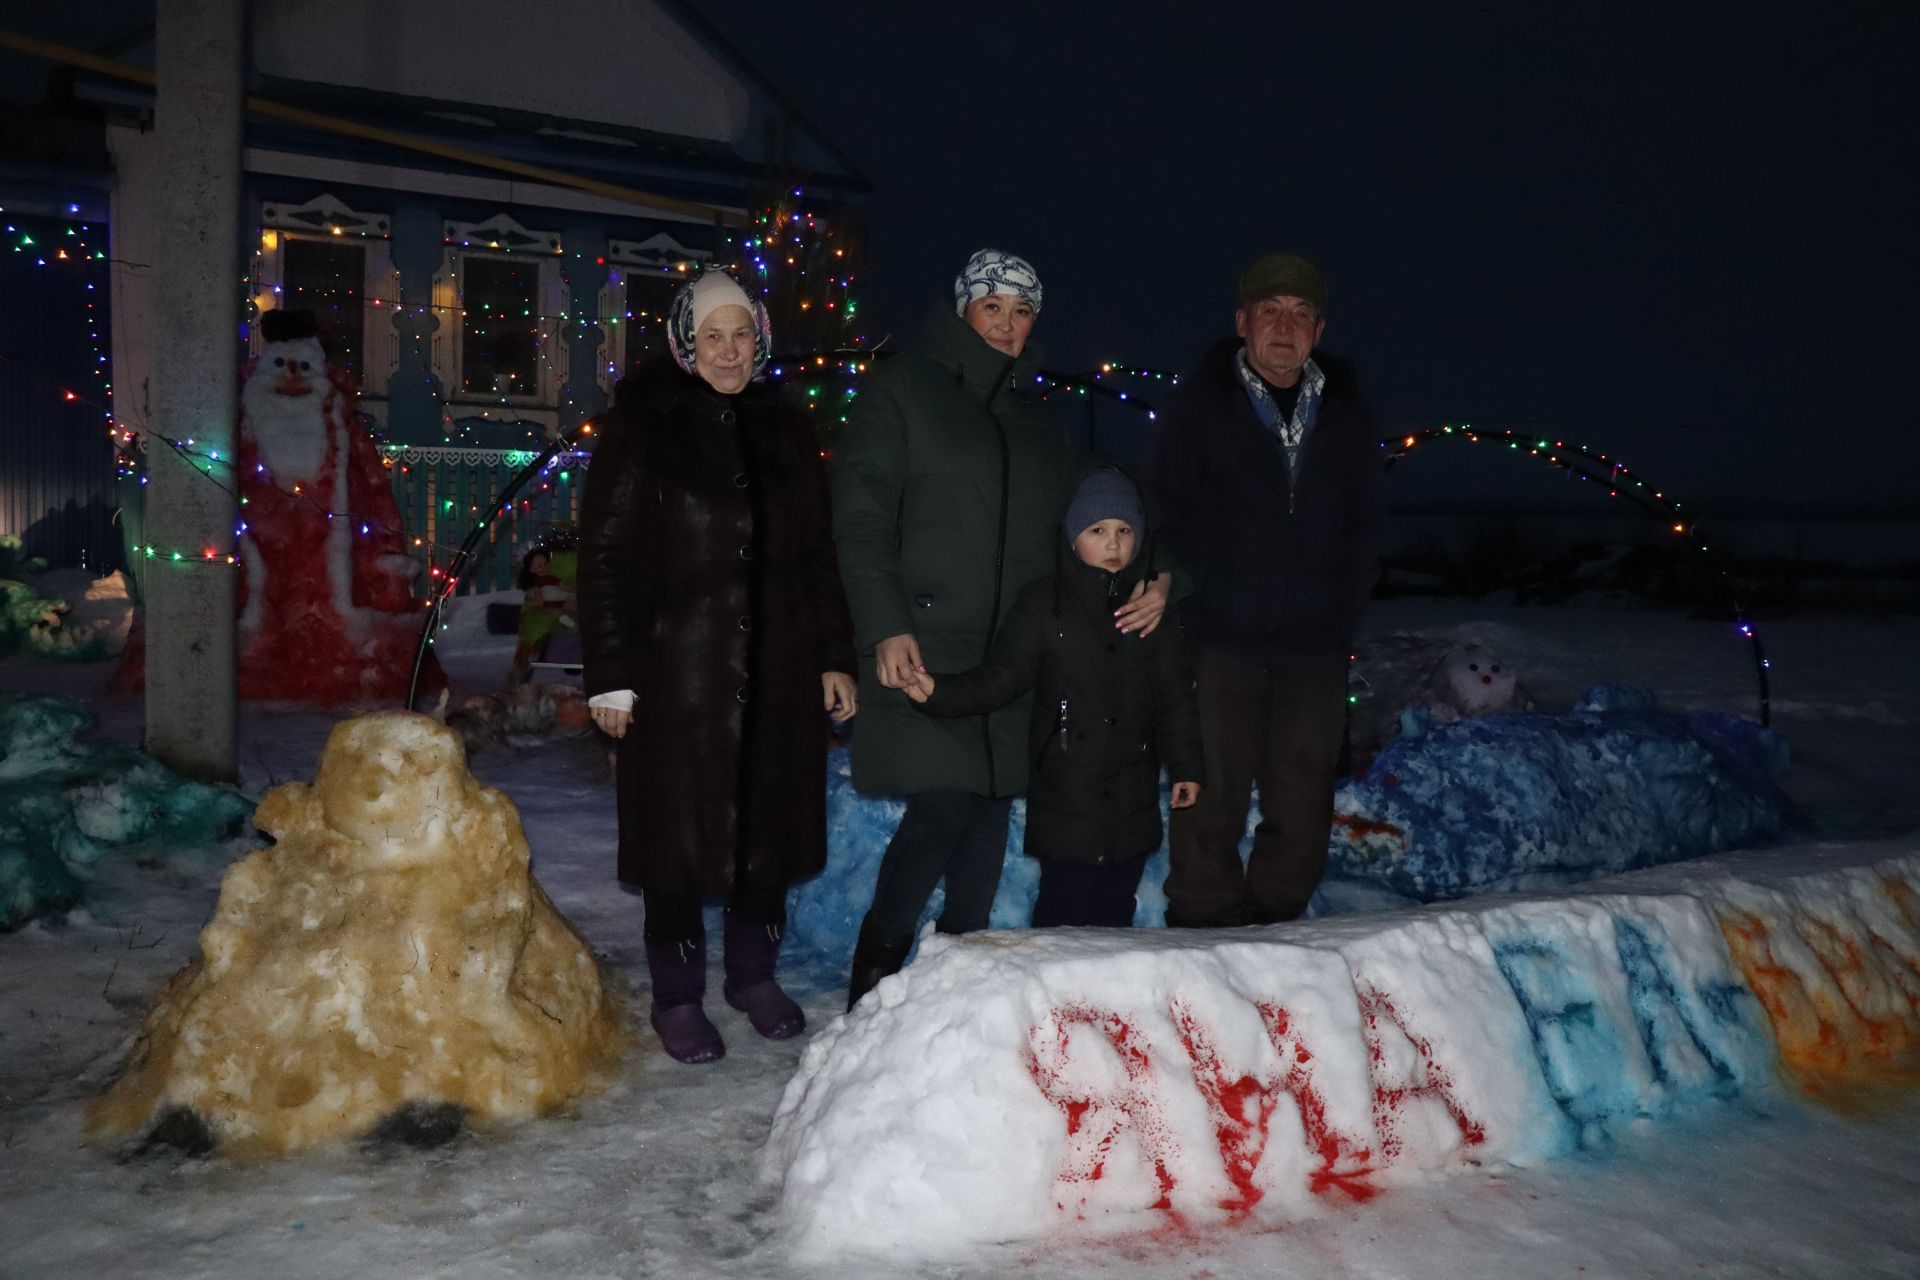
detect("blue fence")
[380,445,587,595]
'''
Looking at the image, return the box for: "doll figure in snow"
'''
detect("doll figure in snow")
[1398,640,1535,741]
[1347,632,1536,762]
[510,540,579,684]
[1426,640,1529,724]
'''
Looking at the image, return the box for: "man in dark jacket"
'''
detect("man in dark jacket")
[1144,253,1385,926]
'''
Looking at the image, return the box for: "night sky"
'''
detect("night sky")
[717,1,1918,510]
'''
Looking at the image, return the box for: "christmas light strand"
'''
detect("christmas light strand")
[1384,424,1771,725]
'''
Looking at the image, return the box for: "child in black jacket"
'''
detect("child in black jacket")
[904,463,1205,927]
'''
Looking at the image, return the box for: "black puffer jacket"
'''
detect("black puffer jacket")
[1145,339,1385,653]
[918,462,1205,867]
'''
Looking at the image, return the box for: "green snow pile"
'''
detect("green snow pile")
[0,537,106,661]
[0,695,255,930]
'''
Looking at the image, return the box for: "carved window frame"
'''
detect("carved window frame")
[599,232,714,387]
[437,215,567,410]
[251,196,398,395]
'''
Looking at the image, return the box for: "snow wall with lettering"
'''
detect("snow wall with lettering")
[763,841,1920,1261]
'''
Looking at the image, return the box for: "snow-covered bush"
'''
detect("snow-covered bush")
[0,696,254,930]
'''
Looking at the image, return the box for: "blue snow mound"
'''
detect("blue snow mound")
[785,750,1177,972]
[1328,685,1796,902]
[781,691,1790,974]
[0,695,256,930]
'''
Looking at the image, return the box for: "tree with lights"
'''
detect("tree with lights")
[728,188,871,451]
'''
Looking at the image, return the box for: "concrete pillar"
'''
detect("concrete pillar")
[104,122,158,601]
[143,0,244,781]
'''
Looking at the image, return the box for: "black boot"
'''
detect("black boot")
[723,912,804,1040]
[645,939,725,1064]
[845,930,914,1013]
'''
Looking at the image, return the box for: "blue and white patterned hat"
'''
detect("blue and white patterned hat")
[953,248,1043,316]
[667,269,774,379]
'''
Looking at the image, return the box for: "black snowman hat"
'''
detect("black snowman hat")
[258,307,322,345]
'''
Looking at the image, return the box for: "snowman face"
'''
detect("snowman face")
[242,335,332,482]
[1443,649,1518,715]
[262,337,325,396]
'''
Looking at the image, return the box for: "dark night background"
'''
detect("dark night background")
[716,0,1918,514]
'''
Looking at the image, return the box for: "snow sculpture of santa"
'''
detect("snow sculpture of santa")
[232,309,430,702]
[112,310,438,703]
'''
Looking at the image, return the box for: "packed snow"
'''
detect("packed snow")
[1,595,1917,1278]
[0,695,253,930]
[769,843,1915,1260]
[87,712,622,1157]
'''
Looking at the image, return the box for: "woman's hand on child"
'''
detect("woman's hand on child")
[902,670,937,704]
[875,633,925,689]
[822,672,860,722]
[1114,572,1173,637]
[1170,780,1201,809]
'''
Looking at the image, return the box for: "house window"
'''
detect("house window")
[460,255,542,398]
[624,271,679,371]
[280,236,367,373]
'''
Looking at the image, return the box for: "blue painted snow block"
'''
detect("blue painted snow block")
[1328,685,1795,902]
[782,687,1787,971]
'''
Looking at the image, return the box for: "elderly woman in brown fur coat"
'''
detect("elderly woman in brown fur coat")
[577,269,856,1065]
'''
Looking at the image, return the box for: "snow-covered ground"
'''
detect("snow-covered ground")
[2,596,1917,1278]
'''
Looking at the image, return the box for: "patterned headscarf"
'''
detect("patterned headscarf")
[953,248,1044,316]
[667,269,774,379]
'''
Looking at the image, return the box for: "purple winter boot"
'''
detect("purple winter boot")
[645,939,725,1064]
[722,914,805,1040]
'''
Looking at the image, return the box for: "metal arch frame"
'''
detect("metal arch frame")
[1381,425,1770,726]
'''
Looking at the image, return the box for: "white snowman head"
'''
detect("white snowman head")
[1440,643,1518,716]
[242,310,332,484]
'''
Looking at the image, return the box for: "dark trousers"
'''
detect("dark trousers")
[860,790,1013,943]
[643,883,786,946]
[1166,643,1348,926]
[1031,855,1149,928]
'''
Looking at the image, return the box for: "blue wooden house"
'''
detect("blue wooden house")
[0,0,867,588]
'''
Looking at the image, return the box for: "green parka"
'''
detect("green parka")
[832,304,1070,796]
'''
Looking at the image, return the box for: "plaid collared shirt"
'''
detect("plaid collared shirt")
[1236,348,1325,475]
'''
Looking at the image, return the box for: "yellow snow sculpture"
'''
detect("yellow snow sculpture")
[88,711,624,1155]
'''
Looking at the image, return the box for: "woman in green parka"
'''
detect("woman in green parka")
[832,249,1170,1008]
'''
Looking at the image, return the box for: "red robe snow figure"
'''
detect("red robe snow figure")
[232,311,427,702]
[114,309,438,704]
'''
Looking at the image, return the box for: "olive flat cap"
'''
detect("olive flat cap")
[1237,253,1328,311]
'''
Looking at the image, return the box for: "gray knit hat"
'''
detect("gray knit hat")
[1063,467,1144,552]
[954,248,1044,315]
[1237,252,1328,311]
